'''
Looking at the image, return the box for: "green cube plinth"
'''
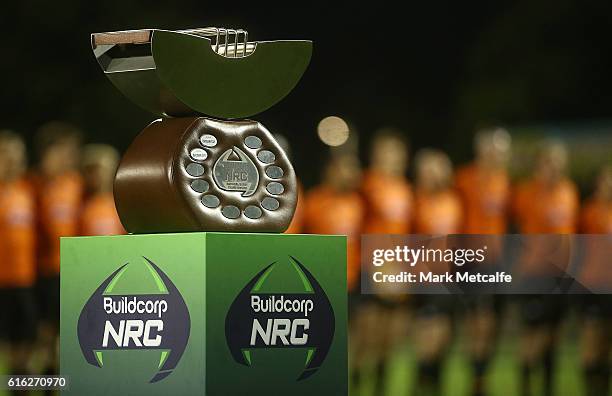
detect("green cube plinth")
[60,232,347,395]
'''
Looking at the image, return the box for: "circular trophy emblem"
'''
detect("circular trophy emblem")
[212,146,260,197]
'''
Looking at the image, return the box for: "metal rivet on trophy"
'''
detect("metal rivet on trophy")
[91,27,312,233]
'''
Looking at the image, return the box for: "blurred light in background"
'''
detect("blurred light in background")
[317,115,350,147]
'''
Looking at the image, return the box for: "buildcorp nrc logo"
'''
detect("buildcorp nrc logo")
[225,256,335,380]
[77,257,190,383]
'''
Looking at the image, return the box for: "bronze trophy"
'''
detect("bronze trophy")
[91,28,312,233]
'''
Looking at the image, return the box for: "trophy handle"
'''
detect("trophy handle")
[91,30,152,46]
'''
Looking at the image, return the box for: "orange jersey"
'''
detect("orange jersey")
[513,178,579,276]
[304,185,365,291]
[455,163,510,234]
[285,181,305,234]
[513,177,579,233]
[413,189,463,235]
[80,193,125,236]
[0,179,36,287]
[580,198,612,234]
[34,171,83,276]
[361,170,413,234]
[410,189,462,275]
[578,198,612,288]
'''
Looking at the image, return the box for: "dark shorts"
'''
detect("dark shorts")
[576,294,612,320]
[413,295,455,318]
[518,294,567,327]
[455,294,505,318]
[36,274,60,326]
[0,287,38,343]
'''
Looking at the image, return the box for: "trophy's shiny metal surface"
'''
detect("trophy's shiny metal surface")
[91,27,311,233]
[92,28,312,118]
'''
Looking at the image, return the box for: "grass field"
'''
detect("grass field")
[0,318,608,396]
[354,334,590,396]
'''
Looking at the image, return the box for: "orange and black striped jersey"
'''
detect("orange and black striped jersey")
[33,171,83,276]
[513,177,579,233]
[0,178,36,287]
[455,163,509,234]
[80,193,125,236]
[303,185,365,291]
[410,189,462,275]
[361,170,413,234]
[578,198,612,288]
[513,178,579,277]
[580,198,612,234]
[413,189,463,235]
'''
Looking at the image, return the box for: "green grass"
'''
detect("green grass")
[354,335,594,396]
[0,331,606,396]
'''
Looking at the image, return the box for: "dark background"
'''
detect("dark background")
[1,0,611,185]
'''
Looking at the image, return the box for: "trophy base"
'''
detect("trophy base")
[60,232,347,395]
[113,117,298,234]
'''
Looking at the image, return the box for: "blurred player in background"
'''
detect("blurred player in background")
[513,140,579,396]
[304,148,364,290]
[0,131,37,385]
[358,129,413,396]
[513,141,578,234]
[362,129,413,234]
[79,144,124,236]
[580,165,612,234]
[455,127,512,396]
[577,165,612,396]
[412,148,462,396]
[456,128,511,234]
[303,148,365,391]
[32,121,83,381]
[413,149,462,234]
